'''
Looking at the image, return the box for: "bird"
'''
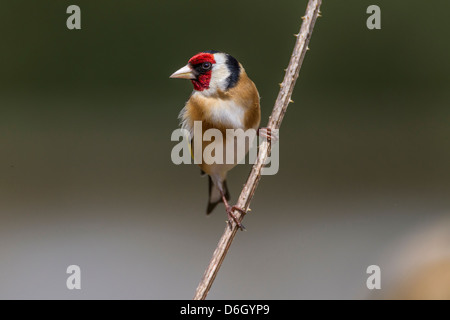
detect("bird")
[170,50,264,230]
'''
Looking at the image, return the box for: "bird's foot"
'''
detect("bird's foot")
[258,127,279,143]
[226,205,247,231]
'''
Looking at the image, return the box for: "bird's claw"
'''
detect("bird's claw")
[258,127,279,143]
[226,205,247,231]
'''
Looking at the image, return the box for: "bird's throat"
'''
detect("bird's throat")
[192,72,212,91]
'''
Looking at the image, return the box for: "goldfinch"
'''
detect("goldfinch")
[170,51,262,230]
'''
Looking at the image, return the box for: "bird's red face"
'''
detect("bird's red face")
[170,51,242,94]
[188,53,216,91]
[170,52,217,91]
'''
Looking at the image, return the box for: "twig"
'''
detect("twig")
[193,0,322,300]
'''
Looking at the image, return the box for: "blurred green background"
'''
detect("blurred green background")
[0,0,449,299]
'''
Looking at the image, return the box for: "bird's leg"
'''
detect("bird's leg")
[257,127,279,143]
[220,191,247,231]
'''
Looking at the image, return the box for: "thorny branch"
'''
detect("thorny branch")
[193,0,323,300]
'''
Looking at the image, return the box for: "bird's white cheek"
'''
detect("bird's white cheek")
[206,64,230,94]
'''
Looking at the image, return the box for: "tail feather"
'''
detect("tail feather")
[206,177,230,215]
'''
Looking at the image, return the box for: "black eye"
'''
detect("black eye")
[202,62,212,70]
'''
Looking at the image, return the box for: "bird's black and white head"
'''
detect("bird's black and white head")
[170,51,242,96]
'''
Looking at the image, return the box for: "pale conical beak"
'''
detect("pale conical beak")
[170,64,195,79]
